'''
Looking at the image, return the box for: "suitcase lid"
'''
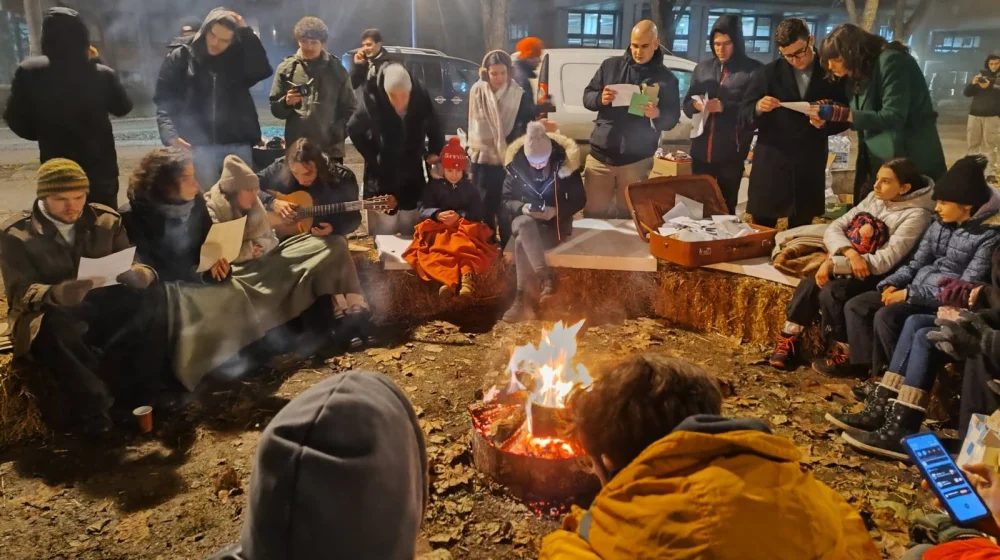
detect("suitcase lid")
[624,174,730,243]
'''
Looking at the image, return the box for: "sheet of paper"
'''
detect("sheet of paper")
[609,84,641,107]
[628,93,650,116]
[780,101,812,115]
[77,247,136,288]
[197,216,247,273]
[690,95,708,139]
[676,195,704,220]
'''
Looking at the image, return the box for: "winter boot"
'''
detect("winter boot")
[841,385,928,461]
[852,378,878,401]
[768,332,801,370]
[459,273,475,298]
[502,291,537,322]
[812,343,866,377]
[826,372,903,432]
[439,283,455,300]
[538,268,558,307]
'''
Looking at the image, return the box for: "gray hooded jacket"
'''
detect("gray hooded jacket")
[208,371,428,560]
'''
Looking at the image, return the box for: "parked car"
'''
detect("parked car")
[341,46,480,135]
[530,48,697,149]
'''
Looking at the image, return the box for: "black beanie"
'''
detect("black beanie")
[932,155,991,208]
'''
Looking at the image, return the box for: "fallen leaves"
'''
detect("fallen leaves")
[113,512,150,543]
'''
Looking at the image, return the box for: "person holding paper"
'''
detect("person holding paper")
[740,19,850,229]
[582,20,680,219]
[683,15,761,214]
[0,159,163,437]
[815,24,946,203]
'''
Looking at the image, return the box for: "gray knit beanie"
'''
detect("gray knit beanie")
[382,63,412,93]
[524,121,552,166]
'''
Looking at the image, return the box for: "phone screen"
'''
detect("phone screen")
[904,433,991,525]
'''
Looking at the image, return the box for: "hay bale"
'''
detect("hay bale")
[0,355,47,449]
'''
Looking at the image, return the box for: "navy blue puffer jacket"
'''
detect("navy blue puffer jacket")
[879,190,1000,303]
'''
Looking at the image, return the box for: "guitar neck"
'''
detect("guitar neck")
[297,201,367,218]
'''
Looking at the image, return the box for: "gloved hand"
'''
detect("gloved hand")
[46,279,95,307]
[816,103,851,122]
[936,277,980,308]
[929,310,995,359]
[116,265,156,290]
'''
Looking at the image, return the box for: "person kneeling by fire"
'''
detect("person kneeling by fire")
[403,138,498,299]
[0,159,169,437]
[539,353,879,559]
[501,122,586,322]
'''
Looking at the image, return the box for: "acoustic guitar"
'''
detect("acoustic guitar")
[267,191,396,238]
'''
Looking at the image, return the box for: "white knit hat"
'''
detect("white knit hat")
[382,63,412,93]
[523,121,552,166]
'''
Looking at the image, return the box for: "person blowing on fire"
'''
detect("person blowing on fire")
[539,353,878,559]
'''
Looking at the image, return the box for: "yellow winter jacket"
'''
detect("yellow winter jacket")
[539,417,879,560]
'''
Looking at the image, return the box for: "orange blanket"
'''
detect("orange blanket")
[925,538,1000,560]
[403,219,499,289]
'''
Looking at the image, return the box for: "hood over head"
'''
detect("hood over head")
[237,371,429,560]
[710,13,746,61]
[41,8,89,64]
[191,7,240,54]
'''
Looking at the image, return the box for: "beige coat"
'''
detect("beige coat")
[204,185,279,264]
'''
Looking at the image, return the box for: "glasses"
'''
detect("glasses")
[781,45,811,61]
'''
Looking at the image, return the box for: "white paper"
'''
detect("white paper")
[690,95,708,139]
[779,101,812,115]
[676,195,704,220]
[608,84,641,107]
[673,230,715,242]
[197,216,247,272]
[77,247,136,288]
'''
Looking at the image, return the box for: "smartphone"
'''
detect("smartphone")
[529,201,545,213]
[903,433,992,527]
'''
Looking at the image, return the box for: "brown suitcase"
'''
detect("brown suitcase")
[624,174,777,268]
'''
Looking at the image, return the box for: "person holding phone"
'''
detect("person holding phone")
[350,28,392,92]
[965,55,1000,181]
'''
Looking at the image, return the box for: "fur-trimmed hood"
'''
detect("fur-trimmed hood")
[505,131,580,178]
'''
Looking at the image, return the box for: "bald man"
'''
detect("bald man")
[582,20,680,218]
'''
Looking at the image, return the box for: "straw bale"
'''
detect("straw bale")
[0,355,47,449]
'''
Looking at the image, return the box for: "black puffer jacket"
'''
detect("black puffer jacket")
[583,48,681,166]
[502,132,586,241]
[2,8,132,182]
[683,14,762,163]
[154,9,273,147]
[347,65,445,211]
[965,56,1000,118]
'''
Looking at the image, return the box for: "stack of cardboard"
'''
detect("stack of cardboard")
[958,410,1000,470]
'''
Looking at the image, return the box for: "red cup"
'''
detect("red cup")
[133,406,153,433]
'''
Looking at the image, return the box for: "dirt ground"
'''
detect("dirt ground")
[0,314,939,559]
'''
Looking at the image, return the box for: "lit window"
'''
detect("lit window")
[567,9,617,49]
[707,11,770,53]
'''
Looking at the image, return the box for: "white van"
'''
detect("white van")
[533,48,696,147]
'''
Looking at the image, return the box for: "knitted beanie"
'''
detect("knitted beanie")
[37,158,89,198]
[440,138,467,172]
[516,37,544,60]
[382,63,412,93]
[523,121,552,166]
[932,155,991,208]
[216,155,259,196]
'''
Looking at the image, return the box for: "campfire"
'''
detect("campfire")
[469,321,600,504]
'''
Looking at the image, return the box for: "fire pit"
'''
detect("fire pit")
[469,321,600,504]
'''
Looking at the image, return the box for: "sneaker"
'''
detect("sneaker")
[812,345,865,377]
[502,292,536,322]
[768,332,800,370]
[841,400,925,462]
[825,383,897,432]
[459,273,474,297]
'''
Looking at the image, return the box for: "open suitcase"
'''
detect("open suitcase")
[624,174,777,268]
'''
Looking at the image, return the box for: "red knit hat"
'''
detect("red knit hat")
[517,37,544,59]
[440,138,467,172]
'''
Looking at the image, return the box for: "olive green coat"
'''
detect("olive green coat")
[851,49,947,202]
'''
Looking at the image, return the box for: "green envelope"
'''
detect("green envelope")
[628,93,650,117]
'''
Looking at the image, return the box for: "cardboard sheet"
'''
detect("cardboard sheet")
[703,257,800,287]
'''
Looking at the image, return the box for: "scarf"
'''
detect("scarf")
[38,199,76,245]
[154,198,196,221]
[468,79,523,165]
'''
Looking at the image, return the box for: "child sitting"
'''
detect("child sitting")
[540,353,878,559]
[769,158,935,370]
[403,138,497,298]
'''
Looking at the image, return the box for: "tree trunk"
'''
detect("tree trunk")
[480,0,508,52]
[845,0,881,32]
[892,0,931,43]
[649,0,692,53]
[23,0,42,56]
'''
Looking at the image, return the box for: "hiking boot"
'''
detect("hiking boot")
[841,395,926,462]
[439,284,455,299]
[502,292,536,322]
[459,273,474,298]
[812,344,865,377]
[538,269,557,307]
[768,332,800,370]
[826,377,900,433]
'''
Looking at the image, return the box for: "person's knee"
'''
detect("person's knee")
[511,215,535,233]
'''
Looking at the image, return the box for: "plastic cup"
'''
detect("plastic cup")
[133,406,153,433]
